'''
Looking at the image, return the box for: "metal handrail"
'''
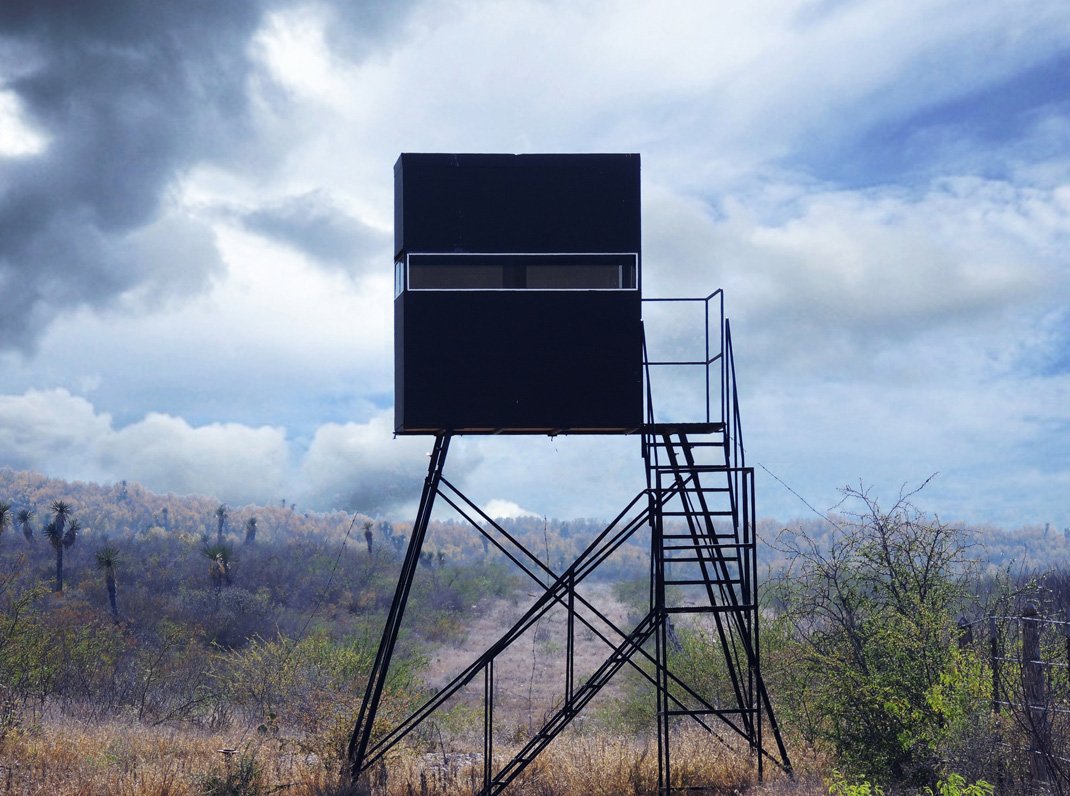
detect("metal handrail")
[642,289,724,426]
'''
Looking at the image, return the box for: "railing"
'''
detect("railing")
[642,290,724,426]
[723,317,744,470]
[641,289,745,468]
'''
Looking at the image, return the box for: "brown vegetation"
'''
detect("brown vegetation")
[0,717,824,796]
[1,468,1069,795]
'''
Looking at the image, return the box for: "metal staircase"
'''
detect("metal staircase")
[642,292,790,791]
[645,424,788,789]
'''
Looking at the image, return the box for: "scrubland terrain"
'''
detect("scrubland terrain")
[1,467,1068,795]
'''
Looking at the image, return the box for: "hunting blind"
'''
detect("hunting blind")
[348,153,791,796]
[393,153,642,434]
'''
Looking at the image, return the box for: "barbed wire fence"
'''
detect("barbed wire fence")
[960,586,1070,795]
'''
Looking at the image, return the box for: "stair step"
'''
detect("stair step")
[659,513,734,522]
[665,578,743,586]
[663,541,743,549]
[663,708,754,717]
[665,604,757,614]
[655,486,733,493]
[649,442,726,450]
[652,465,729,473]
[662,534,741,541]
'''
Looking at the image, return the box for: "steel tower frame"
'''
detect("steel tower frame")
[345,291,791,794]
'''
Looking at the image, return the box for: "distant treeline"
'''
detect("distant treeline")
[1,467,1064,585]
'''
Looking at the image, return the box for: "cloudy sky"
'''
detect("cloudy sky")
[1,0,1067,527]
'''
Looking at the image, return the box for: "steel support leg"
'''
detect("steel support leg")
[483,659,493,793]
[652,484,671,795]
[345,433,451,788]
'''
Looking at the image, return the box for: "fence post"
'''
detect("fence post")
[990,614,1004,793]
[1065,607,1070,675]
[1022,602,1051,784]
[957,615,973,649]
[989,615,1000,712]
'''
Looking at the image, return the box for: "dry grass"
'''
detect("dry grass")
[1,579,822,796]
[513,730,753,796]
[0,714,825,796]
[0,715,328,796]
[369,727,820,796]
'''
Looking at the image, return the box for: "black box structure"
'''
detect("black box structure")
[394,153,642,435]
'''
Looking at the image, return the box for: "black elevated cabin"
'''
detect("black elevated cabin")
[394,153,642,435]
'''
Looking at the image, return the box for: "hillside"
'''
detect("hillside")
[2,468,1068,795]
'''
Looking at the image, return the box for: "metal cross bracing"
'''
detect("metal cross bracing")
[344,292,791,795]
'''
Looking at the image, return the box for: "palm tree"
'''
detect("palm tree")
[244,517,257,545]
[202,542,233,590]
[96,543,121,621]
[215,504,227,544]
[16,507,34,542]
[0,501,9,541]
[45,500,77,593]
[51,499,71,534]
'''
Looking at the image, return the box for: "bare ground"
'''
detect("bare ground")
[423,581,637,732]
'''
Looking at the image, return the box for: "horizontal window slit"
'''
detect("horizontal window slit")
[402,253,638,291]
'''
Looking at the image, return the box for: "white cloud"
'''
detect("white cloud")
[299,414,415,511]
[0,389,453,515]
[645,176,1069,382]
[0,90,48,156]
[0,389,110,478]
[0,222,394,435]
[0,389,288,505]
[481,499,538,520]
[298,412,479,515]
[254,6,345,103]
[104,414,290,505]
[116,208,227,311]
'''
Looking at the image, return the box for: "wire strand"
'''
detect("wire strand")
[755,461,845,533]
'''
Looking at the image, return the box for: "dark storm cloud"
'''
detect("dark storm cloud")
[321,0,415,62]
[242,190,388,274]
[0,0,266,351]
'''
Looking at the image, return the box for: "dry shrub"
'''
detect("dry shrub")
[0,715,330,796]
[0,711,822,796]
[365,727,762,796]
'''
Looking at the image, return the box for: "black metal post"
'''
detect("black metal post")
[345,433,451,787]
[566,571,575,702]
[483,659,493,794]
[655,489,670,794]
[747,471,763,784]
[656,610,670,796]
